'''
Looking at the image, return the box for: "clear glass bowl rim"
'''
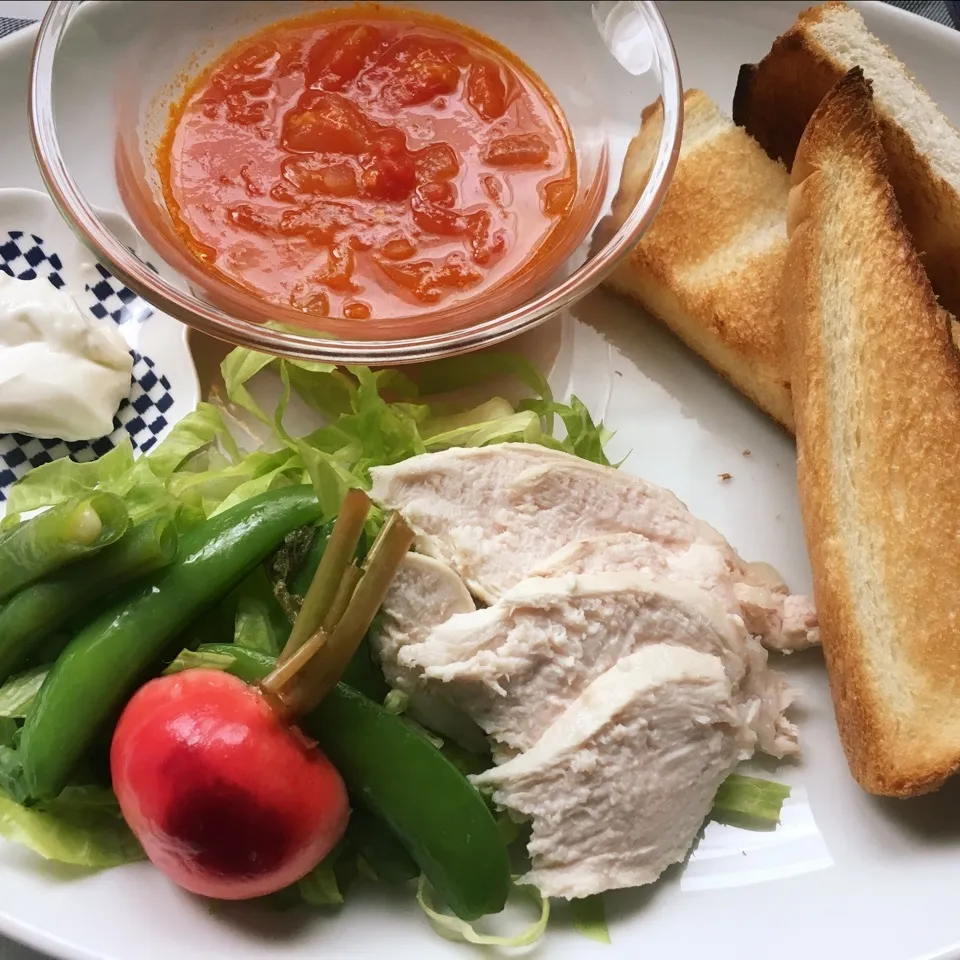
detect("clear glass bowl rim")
[29,0,683,364]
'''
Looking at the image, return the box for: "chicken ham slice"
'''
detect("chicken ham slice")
[373,553,487,752]
[471,644,756,899]
[368,444,818,652]
[399,571,799,759]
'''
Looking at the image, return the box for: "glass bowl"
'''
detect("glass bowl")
[30,0,682,363]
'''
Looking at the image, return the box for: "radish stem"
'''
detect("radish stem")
[323,563,361,634]
[261,629,328,696]
[279,489,369,664]
[283,512,414,715]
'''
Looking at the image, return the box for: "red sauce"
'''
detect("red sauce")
[159,7,576,322]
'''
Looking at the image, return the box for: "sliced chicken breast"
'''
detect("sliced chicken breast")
[531,532,816,652]
[530,532,798,755]
[373,553,486,751]
[400,571,798,758]
[471,644,756,899]
[369,444,818,652]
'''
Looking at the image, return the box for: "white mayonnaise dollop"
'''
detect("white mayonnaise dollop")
[0,273,133,441]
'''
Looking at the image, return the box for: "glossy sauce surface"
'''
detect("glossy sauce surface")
[160,8,576,322]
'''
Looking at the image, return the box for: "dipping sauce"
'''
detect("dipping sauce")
[159,7,576,322]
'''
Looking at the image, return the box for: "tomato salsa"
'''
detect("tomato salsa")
[159,7,576,322]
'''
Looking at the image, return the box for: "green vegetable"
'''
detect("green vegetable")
[710,774,791,830]
[166,643,510,922]
[219,347,612,517]
[0,494,129,602]
[309,686,510,920]
[0,785,143,868]
[0,665,49,719]
[12,486,322,803]
[347,804,418,885]
[521,396,616,466]
[5,405,238,520]
[570,894,611,944]
[416,876,549,947]
[297,857,344,907]
[0,516,178,683]
[3,352,610,551]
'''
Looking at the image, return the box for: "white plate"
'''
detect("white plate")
[1,3,960,960]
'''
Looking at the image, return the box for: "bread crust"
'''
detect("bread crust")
[603,91,794,430]
[783,67,960,796]
[735,1,960,319]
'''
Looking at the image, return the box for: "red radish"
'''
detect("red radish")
[111,668,349,900]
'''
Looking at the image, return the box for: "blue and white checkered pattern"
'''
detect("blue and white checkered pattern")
[85,261,155,326]
[0,229,174,500]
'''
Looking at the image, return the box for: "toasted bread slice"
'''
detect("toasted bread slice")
[782,67,960,797]
[735,1,960,318]
[602,90,794,430]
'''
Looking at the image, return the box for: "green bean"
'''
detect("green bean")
[0,517,178,683]
[14,486,322,803]
[0,494,129,601]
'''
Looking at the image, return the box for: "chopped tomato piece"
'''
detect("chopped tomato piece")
[307,25,384,90]
[289,286,330,315]
[376,252,482,303]
[415,143,459,183]
[342,300,372,319]
[283,92,371,154]
[410,193,468,236]
[374,35,470,71]
[482,133,551,167]
[480,174,506,209]
[379,236,417,261]
[279,199,360,246]
[283,156,359,197]
[373,128,408,159]
[228,204,275,235]
[466,60,507,121]
[381,54,461,108]
[417,180,457,208]
[360,155,416,202]
[314,244,358,292]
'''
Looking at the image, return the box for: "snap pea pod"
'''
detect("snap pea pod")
[348,804,419,886]
[16,486,322,803]
[0,516,179,683]
[192,643,510,921]
[0,494,129,602]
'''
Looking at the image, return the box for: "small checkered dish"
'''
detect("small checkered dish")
[0,188,198,501]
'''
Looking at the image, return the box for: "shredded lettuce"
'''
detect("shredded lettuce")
[4,349,611,531]
[711,774,791,830]
[163,649,236,676]
[382,690,410,716]
[570,894,611,944]
[297,858,344,907]
[0,665,49,719]
[417,875,549,948]
[0,786,144,868]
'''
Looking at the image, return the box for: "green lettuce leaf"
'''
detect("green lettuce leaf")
[710,774,791,830]
[417,876,549,948]
[6,347,612,536]
[520,396,614,466]
[570,894,611,944]
[0,665,49,719]
[297,858,344,907]
[0,786,144,868]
